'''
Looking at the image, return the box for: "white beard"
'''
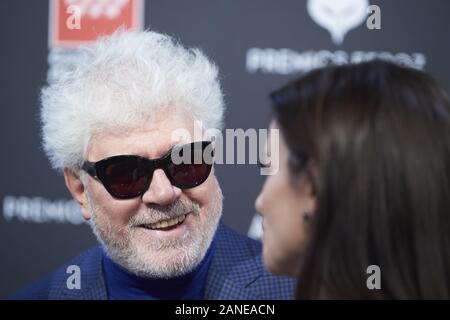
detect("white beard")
[87,186,223,279]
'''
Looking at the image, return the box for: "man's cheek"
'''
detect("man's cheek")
[183,190,209,207]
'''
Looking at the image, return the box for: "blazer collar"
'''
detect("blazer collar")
[48,222,262,300]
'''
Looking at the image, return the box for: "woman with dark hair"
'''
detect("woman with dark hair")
[255,60,450,299]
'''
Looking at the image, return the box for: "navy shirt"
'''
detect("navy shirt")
[102,234,217,300]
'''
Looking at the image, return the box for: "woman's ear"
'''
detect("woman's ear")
[304,179,318,216]
[63,167,91,221]
[304,161,319,214]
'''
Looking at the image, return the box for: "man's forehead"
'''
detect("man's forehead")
[87,125,196,160]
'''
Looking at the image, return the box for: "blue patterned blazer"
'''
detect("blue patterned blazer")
[12,222,295,300]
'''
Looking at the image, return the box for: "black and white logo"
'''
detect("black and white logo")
[307,0,369,45]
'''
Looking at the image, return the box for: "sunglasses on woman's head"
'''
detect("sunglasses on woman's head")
[81,141,214,199]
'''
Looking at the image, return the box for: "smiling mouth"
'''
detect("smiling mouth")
[140,214,188,230]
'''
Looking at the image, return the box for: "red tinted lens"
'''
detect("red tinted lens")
[168,163,210,188]
[105,161,148,196]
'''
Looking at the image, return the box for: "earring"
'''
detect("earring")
[303,212,311,222]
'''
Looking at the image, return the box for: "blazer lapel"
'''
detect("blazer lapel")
[204,223,264,299]
[48,246,108,300]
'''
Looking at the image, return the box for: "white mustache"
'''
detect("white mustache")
[128,200,200,226]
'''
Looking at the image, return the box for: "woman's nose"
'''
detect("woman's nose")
[255,192,265,215]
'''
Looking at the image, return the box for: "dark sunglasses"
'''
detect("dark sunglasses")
[82,141,214,199]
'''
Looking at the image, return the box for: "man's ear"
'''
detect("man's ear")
[63,167,91,221]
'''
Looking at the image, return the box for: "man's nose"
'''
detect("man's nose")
[141,169,182,206]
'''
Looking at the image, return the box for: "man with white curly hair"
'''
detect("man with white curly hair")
[12,30,295,300]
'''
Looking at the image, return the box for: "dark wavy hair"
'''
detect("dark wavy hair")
[271,60,450,299]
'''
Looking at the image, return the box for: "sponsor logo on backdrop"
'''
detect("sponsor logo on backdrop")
[246,49,426,75]
[307,0,369,45]
[2,196,84,224]
[245,1,425,76]
[245,1,425,238]
[47,0,144,83]
[49,0,143,47]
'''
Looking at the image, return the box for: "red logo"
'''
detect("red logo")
[49,0,144,48]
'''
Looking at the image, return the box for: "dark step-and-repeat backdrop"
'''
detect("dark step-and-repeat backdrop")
[1,0,450,298]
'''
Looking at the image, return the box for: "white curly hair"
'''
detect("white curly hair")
[40,30,225,172]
